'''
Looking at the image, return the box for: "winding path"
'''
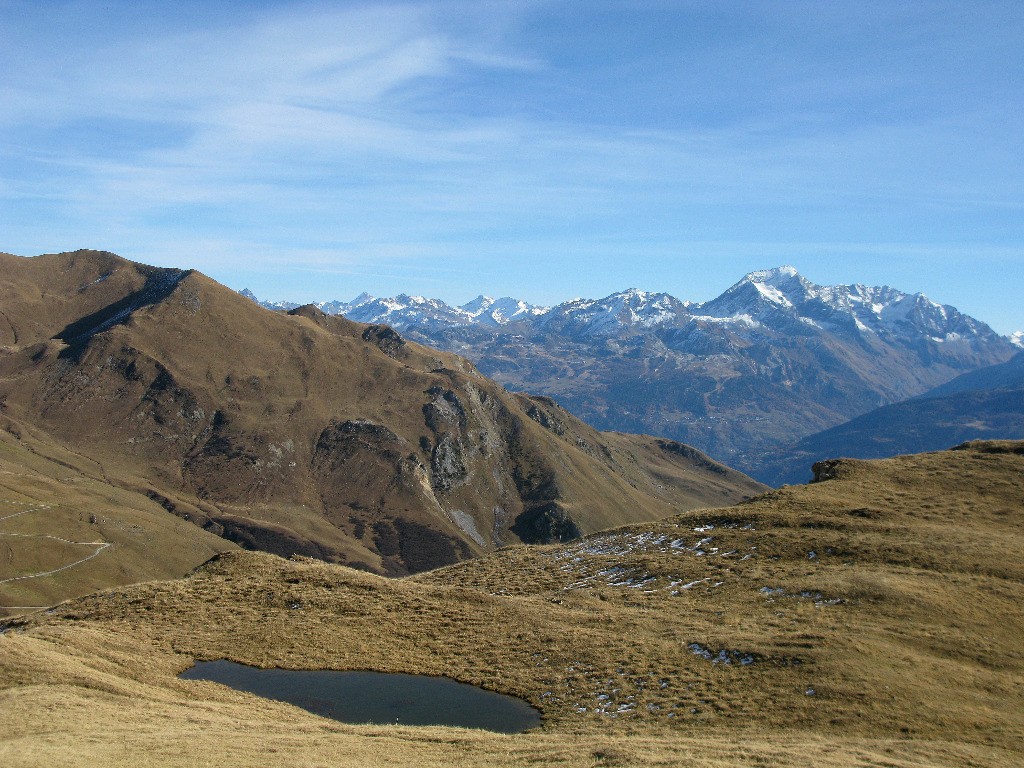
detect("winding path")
[0,502,113,588]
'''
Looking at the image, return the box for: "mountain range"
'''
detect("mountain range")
[238,288,550,328]
[243,267,1019,480]
[0,250,763,611]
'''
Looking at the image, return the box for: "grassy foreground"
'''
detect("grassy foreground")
[2,441,1022,766]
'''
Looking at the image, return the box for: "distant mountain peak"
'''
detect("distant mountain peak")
[744,265,802,282]
[706,267,812,315]
[457,295,549,326]
[1010,331,1024,349]
[348,292,375,307]
[238,288,299,312]
[460,294,495,311]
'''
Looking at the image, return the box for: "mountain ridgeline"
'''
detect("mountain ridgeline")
[243,267,1018,480]
[0,250,764,584]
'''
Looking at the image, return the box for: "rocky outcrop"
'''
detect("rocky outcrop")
[811,459,844,483]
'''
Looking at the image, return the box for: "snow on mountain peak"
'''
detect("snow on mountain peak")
[533,288,689,335]
[744,265,801,283]
[703,267,811,317]
[238,288,299,312]
[456,295,549,326]
[460,295,496,314]
[751,280,794,307]
[1009,331,1024,349]
[349,292,375,308]
[692,268,998,343]
[618,287,650,300]
[238,273,1003,350]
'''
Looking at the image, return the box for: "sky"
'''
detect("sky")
[1,1,1022,333]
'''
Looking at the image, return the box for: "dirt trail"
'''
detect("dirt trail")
[0,502,112,592]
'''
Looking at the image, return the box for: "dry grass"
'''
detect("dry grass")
[1,441,1022,766]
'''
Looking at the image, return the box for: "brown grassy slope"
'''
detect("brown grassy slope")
[0,250,181,348]
[0,427,232,619]
[0,441,1020,767]
[0,250,764,580]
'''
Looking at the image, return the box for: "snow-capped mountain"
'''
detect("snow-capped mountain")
[239,288,299,312]
[342,294,470,329]
[1010,331,1024,348]
[239,268,1016,481]
[240,289,375,317]
[534,289,692,337]
[459,295,549,326]
[244,267,1003,348]
[315,292,375,316]
[698,266,999,345]
[241,289,548,330]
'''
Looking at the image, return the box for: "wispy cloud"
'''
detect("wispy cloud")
[1,1,1022,331]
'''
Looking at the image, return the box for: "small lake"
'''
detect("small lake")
[180,660,541,733]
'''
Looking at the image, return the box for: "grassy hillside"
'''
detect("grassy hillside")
[2,441,1020,767]
[0,427,232,619]
[0,250,764,580]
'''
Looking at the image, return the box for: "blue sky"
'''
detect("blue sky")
[1,1,1022,332]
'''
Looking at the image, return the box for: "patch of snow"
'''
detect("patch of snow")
[348,291,376,308]
[688,643,755,666]
[689,313,760,327]
[751,280,792,307]
[458,295,549,325]
[745,265,800,282]
[759,586,843,607]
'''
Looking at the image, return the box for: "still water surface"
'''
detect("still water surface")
[180,659,541,733]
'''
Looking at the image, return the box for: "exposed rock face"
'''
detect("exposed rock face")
[361,324,406,357]
[0,250,768,575]
[510,502,582,544]
[430,433,468,493]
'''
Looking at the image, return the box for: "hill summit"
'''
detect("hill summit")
[0,249,764,611]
